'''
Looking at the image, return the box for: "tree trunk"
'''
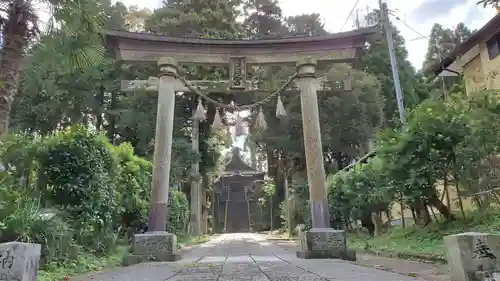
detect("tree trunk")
[361,212,375,236]
[372,212,382,236]
[425,204,432,222]
[429,206,439,222]
[444,174,451,208]
[399,191,406,228]
[491,191,500,206]
[452,152,466,219]
[0,1,29,134]
[35,167,47,206]
[413,200,431,226]
[202,175,209,234]
[107,92,117,143]
[410,207,417,224]
[385,209,392,230]
[428,192,455,221]
[96,82,105,130]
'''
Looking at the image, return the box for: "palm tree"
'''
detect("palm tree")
[0,0,106,135]
[477,0,499,8]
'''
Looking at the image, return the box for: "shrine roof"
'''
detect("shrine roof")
[106,27,378,46]
[223,147,264,175]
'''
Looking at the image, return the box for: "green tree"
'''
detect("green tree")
[420,22,473,97]
[146,0,242,38]
[283,13,328,36]
[243,0,284,38]
[0,0,107,135]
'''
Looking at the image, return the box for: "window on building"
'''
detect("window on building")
[487,32,500,60]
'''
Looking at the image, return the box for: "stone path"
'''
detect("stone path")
[71,233,434,281]
[271,239,450,281]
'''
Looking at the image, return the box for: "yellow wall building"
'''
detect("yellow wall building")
[435,14,500,93]
[389,184,476,225]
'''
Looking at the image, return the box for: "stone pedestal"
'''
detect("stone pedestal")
[296,228,356,261]
[0,242,41,281]
[444,232,500,281]
[123,232,180,266]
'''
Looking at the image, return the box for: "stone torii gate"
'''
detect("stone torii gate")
[106,28,377,264]
[120,73,352,238]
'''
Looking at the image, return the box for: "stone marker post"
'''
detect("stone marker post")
[0,242,41,281]
[294,58,355,261]
[123,57,181,266]
[444,232,500,281]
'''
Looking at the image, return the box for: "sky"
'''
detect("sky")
[114,0,497,70]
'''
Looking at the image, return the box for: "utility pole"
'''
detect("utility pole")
[378,0,405,124]
[355,9,361,28]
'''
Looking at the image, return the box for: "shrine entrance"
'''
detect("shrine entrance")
[106,27,377,263]
[214,147,264,233]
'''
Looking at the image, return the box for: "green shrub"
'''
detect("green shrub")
[112,143,152,235]
[112,143,189,234]
[279,183,311,232]
[0,133,40,194]
[37,126,118,251]
[0,197,78,265]
[167,189,189,233]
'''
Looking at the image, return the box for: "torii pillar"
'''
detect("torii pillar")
[123,57,181,265]
[295,58,356,261]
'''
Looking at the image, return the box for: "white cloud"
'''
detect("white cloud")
[113,0,497,70]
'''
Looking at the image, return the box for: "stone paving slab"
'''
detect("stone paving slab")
[284,257,424,281]
[70,233,434,281]
[270,236,450,281]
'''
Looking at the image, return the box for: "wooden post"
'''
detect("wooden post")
[295,58,331,229]
[245,186,251,231]
[270,195,273,231]
[224,186,230,232]
[284,173,292,238]
[189,118,202,236]
[147,57,178,232]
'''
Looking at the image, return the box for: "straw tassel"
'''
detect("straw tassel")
[254,107,267,130]
[235,113,245,137]
[193,99,206,121]
[212,109,225,130]
[275,95,287,118]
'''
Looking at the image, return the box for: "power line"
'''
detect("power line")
[409,36,427,42]
[389,12,426,39]
[340,0,361,32]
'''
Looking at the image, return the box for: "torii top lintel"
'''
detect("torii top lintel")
[105,27,378,65]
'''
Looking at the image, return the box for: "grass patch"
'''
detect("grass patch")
[177,234,211,248]
[264,229,296,240]
[38,246,128,281]
[38,234,212,281]
[347,208,500,261]
[347,228,447,259]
